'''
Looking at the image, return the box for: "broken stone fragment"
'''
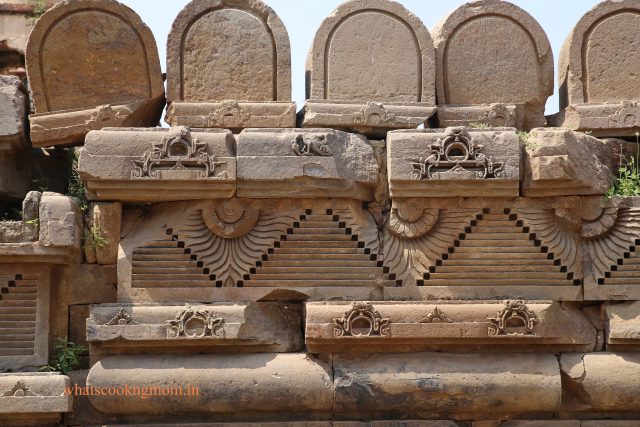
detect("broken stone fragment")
[522,128,614,197]
[85,202,122,265]
[0,75,27,148]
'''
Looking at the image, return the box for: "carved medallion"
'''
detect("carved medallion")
[131,126,227,179]
[207,100,250,128]
[105,308,138,325]
[167,305,224,339]
[411,127,504,180]
[333,302,390,337]
[291,134,332,157]
[354,102,396,126]
[485,103,514,127]
[609,101,640,128]
[488,300,537,336]
[201,199,260,239]
[387,200,439,239]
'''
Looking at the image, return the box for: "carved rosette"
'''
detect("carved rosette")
[202,199,260,239]
[419,306,453,324]
[487,300,537,336]
[411,127,504,180]
[333,302,390,337]
[609,101,640,128]
[2,381,38,397]
[105,308,137,325]
[85,104,127,130]
[131,126,227,179]
[208,100,250,128]
[354,102,396,126]
[291,134,332,156]
[166,305,224,339]
[485,103,514,127]
[387,200,439,239]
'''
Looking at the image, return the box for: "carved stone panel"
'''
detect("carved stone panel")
[387,127,520,198]
[557,0,640,136]
[302,0,436,136]
[25,0,165,146]
[78,127,236,202]
[0,372,71,425]
[307,301,596,353]
[118,199,383,303]
[433,0,553,129]
[237,129,379,200]
[166,0,295,129]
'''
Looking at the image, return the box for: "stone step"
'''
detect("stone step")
[138,240,180,248]
[298,221,341,228]
[261,260,378,268]
[0,348,33,356]
[0,340,34,349]
[446,252,551,260]
[0,321,35,329]
[0,333,35,341]
[285,234,354,242]
[0,327,35,334]
[132,280,215,288]
[618,256,640,265]
[131,260,200,268]
[442,257,554,265]
[302,215,338,222]
[608,271,640,278]
[133,254,194,261]
[0,300,36,307]
[427,271,570,280]
[478,213,512,221]
[471,226,525,233]
[269,252,370,260]
[464,232,531,240]
[0,307,36,315]
[0,293,37,301]
[4,286,37,293]
[244,279,379,287]
[292,228,347,235]
[474,219,516,226]
[132,267,207,275]
[255,266,381,274]
[249,272,378,280]
[0,314,36,321]
[133,247,186,255]
[132,273,213,281]
[458,239,534,247]
[279,241,360,248]
[421,278,572,286]
[453,246,541,254]
[434,265,564,273]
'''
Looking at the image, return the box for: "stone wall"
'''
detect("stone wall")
[1,0,640,426]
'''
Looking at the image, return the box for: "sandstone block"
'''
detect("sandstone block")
[237,129,378,200]
[302,0,435,137]
[38,192,82,252]
[333,352,561,420]
[605,301,640,350]
[86,302,303,360]
[0,191,40,243]
[26,0,165,146]
[0,75,27,148]
[78,127,236,202]
[0,373,71,421]
[166,0,295,129]
[560,352,640,416]
[557,1,640,136]
[433,0,553,130]
[85,202,122,265]
[523,128,613,196]
[387,127,520,198]
[87,354,333,421]
[306,301,596,353]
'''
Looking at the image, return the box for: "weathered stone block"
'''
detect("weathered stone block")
[556,0,640,136]
[333,353,561,420]
[237,129,378,200]
[39,192,82,252]
[86,303,303,360]
[78,127,236,202]
[0,373,71,426]
[26,0,165,146]
[302,0,436,137]
[85,202,122,265]
[166,0,295,129]
[433,0,553,130]
[0,191,40,243]
[306,301,596,353]
[560,352,640,416]
[87,354,333,421]
[605,301,640,351]
[523,128,613,196]
[0,75,27,148]
[387,127,520,198]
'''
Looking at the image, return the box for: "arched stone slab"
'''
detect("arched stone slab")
[165,0,295,130]
[433,0,553,130]
[302,0,436,138]
[556,0,640,136]
[26,0,165,147]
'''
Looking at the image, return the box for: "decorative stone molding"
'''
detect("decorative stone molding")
[333,302,390,337]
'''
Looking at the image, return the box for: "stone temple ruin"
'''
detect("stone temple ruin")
[2,0,640,425]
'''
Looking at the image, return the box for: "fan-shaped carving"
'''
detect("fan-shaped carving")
[580,201,619,239]
[583,207,640,281]
[513,208,582,278]
[202,199,259,239]
[178,205,300,286]
[387,200,439,239]
[334,205,379,254]
[384,209,480,283]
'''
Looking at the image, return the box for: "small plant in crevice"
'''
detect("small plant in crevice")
[87,223,109,249]
[469,121,489,129]
[606,133,640,198]
[65,148,87,212]
[517,130,537,150]
[39,337,85,374]
[30,0,47,21]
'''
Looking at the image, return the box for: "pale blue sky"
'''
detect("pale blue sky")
[121,0,600,115]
